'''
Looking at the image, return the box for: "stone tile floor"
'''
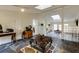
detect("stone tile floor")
[0,32,79,53]
[0,39,30,53]
[0,38,79,53]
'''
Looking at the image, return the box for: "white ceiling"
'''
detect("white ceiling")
[63,6,79,22]
[0,5,79,22]
[40,5,79,22]
[0,5,65,13]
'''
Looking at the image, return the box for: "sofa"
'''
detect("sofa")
[29,34,53,53]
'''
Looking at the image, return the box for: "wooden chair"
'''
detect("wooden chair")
[0,24,3,33]
[22,31,33,39]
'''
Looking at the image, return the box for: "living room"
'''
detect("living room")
[0,5,79,53]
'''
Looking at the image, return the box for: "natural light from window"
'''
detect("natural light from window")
[51,14,61,21]
[64,24,68,32]
[59,25,62,31]
[35,5,52,10]
[54,24,57,30]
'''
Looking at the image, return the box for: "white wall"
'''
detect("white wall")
[0,10,35,39]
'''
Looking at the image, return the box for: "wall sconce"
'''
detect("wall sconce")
[48,24,50,26]
[41,23,44,26]
[75,19,78,26]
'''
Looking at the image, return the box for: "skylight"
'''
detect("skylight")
[51,14,61,20]
[35,5,52,10]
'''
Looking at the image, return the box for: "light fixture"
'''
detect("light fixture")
[51,14,61,20]
[35,5,52,10]
[21,8,25,12]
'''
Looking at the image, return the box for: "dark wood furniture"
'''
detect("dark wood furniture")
[0,24,3,33]
[22,31,33,39]
[0,32,16,43]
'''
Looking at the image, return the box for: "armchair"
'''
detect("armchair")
[0,24,3,33]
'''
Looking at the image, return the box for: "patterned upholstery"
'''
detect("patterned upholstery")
[30,34,53,53]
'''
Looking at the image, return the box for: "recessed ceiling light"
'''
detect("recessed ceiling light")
[35,5,52,10]
[21,8,25,12]
[51,14,61,20]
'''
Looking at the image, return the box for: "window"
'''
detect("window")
[33,19,36,27]
[54,24,57,30]
[51,14,61,21]
[64,24,68,32]
[59,25,62,31]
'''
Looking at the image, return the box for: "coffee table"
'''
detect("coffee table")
[20,45,38,53]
